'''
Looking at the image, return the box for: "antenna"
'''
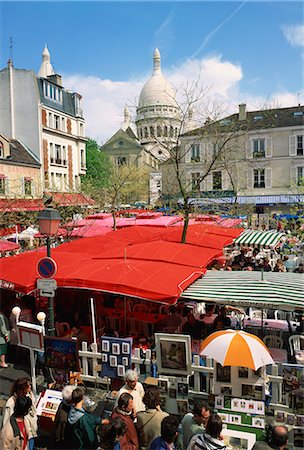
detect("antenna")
[297,92,301,107]
[9,37,14,65]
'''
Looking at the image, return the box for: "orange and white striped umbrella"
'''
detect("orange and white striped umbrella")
[200,329,274,370]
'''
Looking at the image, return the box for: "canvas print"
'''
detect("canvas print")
[229,415,241,425]
[215,396,224,409]
[239,367,248,378]
[169,388,177,398]
[44,337,79,371]
[296,415,304,427]
[109,355,117,367]
[101,353,108,362]
[286,414,295,425]
[122,357,129,366]
[177,382,189,397]
[242,384,263,400]
[221,386,232,396]
[276,411,285,423]
[155,333,191,376]
[117,365,125,377]
[102,340,110,352]
[252,418,265,428]
[177,400,188,415]
[158,379,168,395]
[112,343,120,355]
[122,342,130,354]
[218,413,229,423]
[216,364,231,383]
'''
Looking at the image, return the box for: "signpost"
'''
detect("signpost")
[37,257,57,279]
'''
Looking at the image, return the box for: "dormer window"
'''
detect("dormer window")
[43,81,62,104]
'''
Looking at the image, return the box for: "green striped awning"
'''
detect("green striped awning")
[181,271,304,311]
[234,230,285,247]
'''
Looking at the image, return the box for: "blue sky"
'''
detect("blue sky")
[1,1,303,143]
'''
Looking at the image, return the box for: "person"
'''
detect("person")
[0,310,10,368]
[3,377,37,449]
[111,393,139,450]
[294,263,304,273]
[213,308,231,332]
[149,415,180,450]
[190,413,226,450]
[252,425,288,450]
[115,369,145,415]
[179,401,211,449]
[47,384,77,449]
[182,313,206,340]
[97,417,127,450]
[136,386,169,450]
[156,306,183,332]
[0,395,33,450]
[67,386,102,449]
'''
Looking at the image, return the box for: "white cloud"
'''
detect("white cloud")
[281,24,304,47]
[64,54,299,143]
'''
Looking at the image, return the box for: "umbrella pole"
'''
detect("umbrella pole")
[90,297,97,345]
[124,297,127,334]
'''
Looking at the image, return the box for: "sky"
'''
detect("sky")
[0,1,303,144]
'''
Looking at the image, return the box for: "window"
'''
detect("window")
[117,156,127,166]
[294,111,303,117]
[144,127,148,138]
[24,178,32,195]
[0,176,5,194]
[253,169,265,188]
[54,115,60,130]
[297,135,303,156]
[253,138,265,157]
[48,113,53,128]
[150,126,155,137]
[253,115,263,121]
[157,126,162,137]
[55,144,61,163]
[191,172,200,191]
[213,171,222,190]
[50,143,55,163]
[164,126,168,137]
[297,167,304,186]
[44,82,62,103]
[61,117,65,132]
[79,123,83,136]
[0,141,3,158]
[80,149,85,169]
[191,144,200,162]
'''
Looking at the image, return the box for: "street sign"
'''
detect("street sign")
[36,257,57,279]
[40,289,55,298]
[37,278,57,290]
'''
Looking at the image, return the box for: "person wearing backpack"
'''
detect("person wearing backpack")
[0,310,10,368]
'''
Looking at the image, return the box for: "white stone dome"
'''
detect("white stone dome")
[138,48,178,109]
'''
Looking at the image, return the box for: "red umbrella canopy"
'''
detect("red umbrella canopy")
[94,240,222,268]
[56,258,205,303]
[0,241,20,252]
[70,225,112,238]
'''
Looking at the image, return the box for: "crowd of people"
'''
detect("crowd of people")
[0,370,290,450]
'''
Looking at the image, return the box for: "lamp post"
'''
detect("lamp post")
[37,207,62,336]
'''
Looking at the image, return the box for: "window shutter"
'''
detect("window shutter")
[206,174,212,191]
[5,177,10,195]
[184,144,191,163]
[247,140,253,159]
[265,168,272,188]
[201,143,206,161]
[290,166,297,185]
[222,171,229,190]
[289,135,296,156]
[21,178,25,195]
[265,137,273,157]
[247,169,253,189]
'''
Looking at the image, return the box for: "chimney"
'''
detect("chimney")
[239,103,247,121]
[47,74,62,87]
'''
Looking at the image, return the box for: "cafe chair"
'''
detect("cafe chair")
[263,335,283,349]
[289,334,304,356]
[55,322,70,336]
[249,308,267,320]
[274,310,293,320]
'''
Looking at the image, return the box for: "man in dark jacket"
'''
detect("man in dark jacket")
[150,415,180,450]
[48,385,76,449]
[252,426,288,450]
[67,387,102,449]
[111,392,139,450]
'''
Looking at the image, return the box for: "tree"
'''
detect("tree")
[81,138,111,207]
[103,164,149,230]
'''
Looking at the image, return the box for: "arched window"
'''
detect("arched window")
[144,127,148,138]
[157,126,162,137]
[170,126,174,137]
[175,127,178,137]
[139,128,143,139]
[150,126,155,137]
[164,126,168,137]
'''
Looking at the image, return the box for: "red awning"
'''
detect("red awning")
[0,199,44,212]
[49,192,95,207]
[0,241,20,252]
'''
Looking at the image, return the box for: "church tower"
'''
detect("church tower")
[135,48,181,159]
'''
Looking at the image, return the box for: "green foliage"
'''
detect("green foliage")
[82,138,111,189]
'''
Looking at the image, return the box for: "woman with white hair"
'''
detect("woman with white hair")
[47,385,77,449]
[115,370,145,415]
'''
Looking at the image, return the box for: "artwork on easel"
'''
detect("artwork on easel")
[99,336,132,379]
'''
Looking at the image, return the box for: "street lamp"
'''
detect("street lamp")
[37,207,62,335]
[37,208,62,257]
